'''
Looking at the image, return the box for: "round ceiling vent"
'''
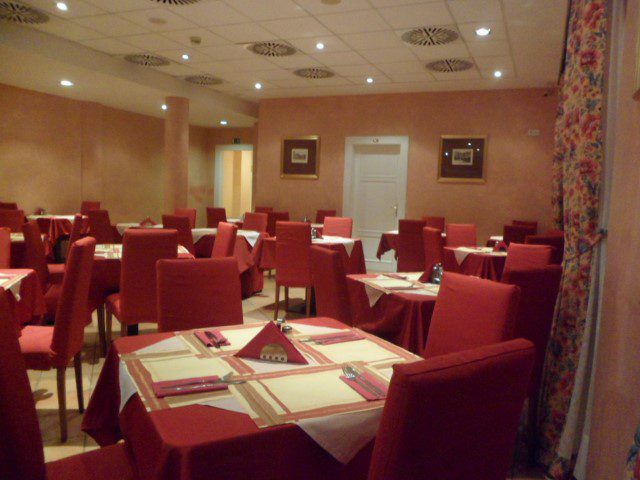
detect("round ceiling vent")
[184,75,223,86]
[247,41,296,57]
[293,68,335,79]
[149,0,202,4]
[426,58,474,73]
[0,1,49,24]
[402,27,458,46]
[124,53,171,67]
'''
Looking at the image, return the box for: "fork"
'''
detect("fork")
[342,366,383,398]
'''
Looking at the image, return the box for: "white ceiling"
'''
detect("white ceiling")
[0,0,568,126]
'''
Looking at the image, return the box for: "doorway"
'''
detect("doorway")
[214,145,253,219]
[342,136,409,272]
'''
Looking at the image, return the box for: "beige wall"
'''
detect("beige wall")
[255,89,557,241]
[188,125,212,227]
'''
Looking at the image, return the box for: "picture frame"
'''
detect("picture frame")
[438,135,487,183]
[281,136,320,179]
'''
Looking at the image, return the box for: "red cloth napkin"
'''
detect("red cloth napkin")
[235,322,308,364]
[195,330,230,347]
[310,331,365,345]
[152,376,227,398]
[493,241,508,252]
[340,371,388,401]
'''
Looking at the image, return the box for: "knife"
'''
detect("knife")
[345,365,385,397]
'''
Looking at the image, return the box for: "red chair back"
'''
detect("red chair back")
[50,237,96,367]
[503,224,537,245]
[162,214,195,254]
[243,212,268,232]
[0,209,24,233]
[0,202,18,210]
[513,220,538,233]
[175,208,196,229]
[423,272,520,358]
[87,209,114,244]
[275,221,311,287]
[206,207,227,228]
[0,228,9,269]
[211,222,237,258]
[310,246,351,325]
[254,206,273,214]
[423,216,445,231]
[80,201,101,215]
[66,214,85,257]
[315,209,336,224]
[157,258,242,332]
[525,232,564,264]
[0,295,47,480]
[369,339,534,480]
[422,227,443,273]
[267,211,289,237]
[445,223,477,248]
[503,243,552,274]
[322,216,353,238]
[22,221,49,291]
[397,219,426,272]
[119,230,178,326]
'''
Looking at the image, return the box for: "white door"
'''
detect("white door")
[214,145,254,218]
[343,136,408,272]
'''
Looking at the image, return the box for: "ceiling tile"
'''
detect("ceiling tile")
[359,47,416,63]
[286,36,352,54]
[79,37,137,54]
[376,60,428,75]
[121,33,185,51]
[74,14,149,36]
[154,63,199,76]
[211,23,277,43]
[315,10,389,34]
[341,31,404,50]
[29,17,103,41]
[264,53,319,69]
[223,0,306,21]
[162,28,230,48]
[293,0,372,14]
[385,71,435,83]
[262,17,331,38]
[81,0,151,13]
[467,40,510,57]
[346,75,392,85]
[478,64,515,80]
[457,21,507,42]
[409,42,470,61]
[247,69,297,80]
[473,55,514,71]
[271,77,318,88]
[447,0,503,23]
[169,1,250,26]
[198,44,255,60]
[119,7,197,32]
[155,48,212,64]
[430,69,480,80]
[377,2,453,29]
[330,64,383,77]
[312,51,368,67]
[196,61,247,74]
[203,57,279,72]
[27,0,105,18]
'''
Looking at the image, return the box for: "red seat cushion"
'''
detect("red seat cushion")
[46,444,135,480]
[18,326,54,370]
[47,263,65,284]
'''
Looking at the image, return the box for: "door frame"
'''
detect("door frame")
[213,144,254,210]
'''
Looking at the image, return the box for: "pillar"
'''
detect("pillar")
[80,101,104,202]
[164,96,189,213]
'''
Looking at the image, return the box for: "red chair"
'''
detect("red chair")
[423,272,520,358]
[422,227,443,273]
[175,208,196,229]
[0,227,9,268]
[315,209,336,224]
[206,207,227,228]
[310,246,352,325]
[267,211,290,237]
[503,224,537,245]
[0,209,24,233]
[18,237,96,442]
[0,295,135,480]
[275,221,312,319]
[157,258,242,332]
[369,339,535,480]
[445,223,477,248]
[397,219,426,271]
[211,222,237,258]
[80,200,101,215]
[502,265,562,463]
[162,214,195,254]
[66,213,85,257]
[513,220,538,233]
[88,209,115,244]
[106,229,178,337]
[255,206,273,214]
[503,243,552,275]
[322,216,353,238]
[525,232,564,264]
[243,212,268,232]
[423,216,445,231]
[0,201,18,210]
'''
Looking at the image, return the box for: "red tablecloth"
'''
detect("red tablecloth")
[10,239,27,268]
[260,238,366,275]
[346,274,436,355]
[442,248,506,281]
[82,318,372,480]
[0,269,46,330]
[375,232,398,260]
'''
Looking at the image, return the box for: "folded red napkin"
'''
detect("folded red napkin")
[383,273,407,280]
[235,322,308,364]
[152,376,227,398]
[311,331,365,345]
[140,216,157,226]
[195,330,230,348]
[340,371,388,401]
[493,241,508,252]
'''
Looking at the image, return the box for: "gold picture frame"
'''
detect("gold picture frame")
[281,136,320,179]
[437,135,487,184]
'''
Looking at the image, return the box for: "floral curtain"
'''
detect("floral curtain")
[538,0,607,477]
[627,425,640,480]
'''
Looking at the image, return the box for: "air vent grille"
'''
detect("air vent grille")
[247,41,296,57]
[184,75,223,86]
[124,54,171,67]
[426,58,474,73]
[293,68,334,79]
[149,0,202,4]
[401,27,458,46]
[0,1,48,24]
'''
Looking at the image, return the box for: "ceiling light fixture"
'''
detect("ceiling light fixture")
[475,27,491,37]
[220,120,228,125]
[181,53,190,60]
[254,82,262,90]
[56,2,68,11]
[59,79,73,87]
[366,77,374,84]
[161,104,168,111]
[316,42,325,50]
[493,70,503,78]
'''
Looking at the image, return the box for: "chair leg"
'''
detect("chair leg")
[97,305,106,357]
[56,367,67,443]
[120,320,127,338]
[284,287,289,313]
[528,395,538,466]
[274,283,280,321]
[305,287,311,317]
[106,308,112,346]
[74,353,84,413]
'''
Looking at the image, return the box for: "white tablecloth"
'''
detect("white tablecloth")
[313,236,355,256]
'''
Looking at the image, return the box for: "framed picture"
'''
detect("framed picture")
[438,135,487,183]
[281,136,319,179]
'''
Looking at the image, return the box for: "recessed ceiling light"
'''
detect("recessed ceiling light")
[59,79,73,87]
[475,27,491,37]
[220,120,228,125]
[181,53,189,60]
[161,104,168,111]
[254,82,262,90]
[316,42,325,50]
[493,70,503,78]
[56,2,68,11]
[366,77,374,84]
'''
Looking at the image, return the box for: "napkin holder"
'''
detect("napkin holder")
[493,241,508,252]
[235,322,308,364]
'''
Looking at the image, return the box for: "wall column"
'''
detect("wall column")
[80,101,104,202]
[164,96,189,213]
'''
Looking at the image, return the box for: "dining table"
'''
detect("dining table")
[0,268,46,331]
[27,214,88,251]
[82,317,420,480]
[375,230,448,260]
[442,246,507,281]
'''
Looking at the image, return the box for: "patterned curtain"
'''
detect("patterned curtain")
[538,0,607,477]
[627,425,640,480]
